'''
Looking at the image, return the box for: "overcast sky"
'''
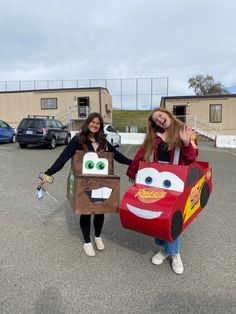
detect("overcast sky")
[1,0,236,97]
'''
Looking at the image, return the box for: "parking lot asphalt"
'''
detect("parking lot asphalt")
[0,141,236,314]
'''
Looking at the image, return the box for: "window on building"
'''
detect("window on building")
[209,104,222,123]
[41,98,57,110]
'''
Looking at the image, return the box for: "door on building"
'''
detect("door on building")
[77,97,90,118]
[173,105,186,122]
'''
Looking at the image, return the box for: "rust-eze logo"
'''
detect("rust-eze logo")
[135,188,166,204]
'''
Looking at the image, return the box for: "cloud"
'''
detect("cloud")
[0,0,236,96]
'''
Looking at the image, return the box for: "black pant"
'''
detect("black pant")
[80,214,104,243]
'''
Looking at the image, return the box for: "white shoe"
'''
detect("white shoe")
[95,237,105,251]
[151,249,169,265]
[83,243,95,256]
[172,253,184,274]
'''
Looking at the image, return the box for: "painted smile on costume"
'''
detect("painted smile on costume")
[127,203,162,219]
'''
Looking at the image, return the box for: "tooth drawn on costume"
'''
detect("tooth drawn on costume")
[82,152,113,203]
[85,187,113,203]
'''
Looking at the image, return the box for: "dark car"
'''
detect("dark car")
[16,115,71,149]
[0,119,16,143]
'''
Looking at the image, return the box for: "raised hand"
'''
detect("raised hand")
[179,124,192,146]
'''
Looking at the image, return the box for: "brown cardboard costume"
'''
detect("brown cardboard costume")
[67,151,120,214]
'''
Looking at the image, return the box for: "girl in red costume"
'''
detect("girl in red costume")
[126,108,198,274]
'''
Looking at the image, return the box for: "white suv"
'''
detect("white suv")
[104,124,121,147]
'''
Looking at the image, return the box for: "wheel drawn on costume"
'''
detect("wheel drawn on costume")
[171,210,183,241]
[200,183,210,208]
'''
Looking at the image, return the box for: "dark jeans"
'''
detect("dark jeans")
[80,214,104,243]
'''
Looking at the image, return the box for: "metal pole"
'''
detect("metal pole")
[166,77,169,96]
[120,79,123,110]
[151,78,153,109]
[136,78,138,110]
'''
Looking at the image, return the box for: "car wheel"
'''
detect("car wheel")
[19,143,28,148]
[200,183,210,208]
[11,135,16,143]
[48,137,56,149]
[65,134,71,145]
[171,211,182,241]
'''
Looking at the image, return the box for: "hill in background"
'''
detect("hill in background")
[112,110,150,133]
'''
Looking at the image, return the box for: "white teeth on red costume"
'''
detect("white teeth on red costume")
[127,204,162,219]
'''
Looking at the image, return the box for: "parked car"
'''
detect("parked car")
[0,119,16,143]
[104,124,121,146]
[16,115,71,149]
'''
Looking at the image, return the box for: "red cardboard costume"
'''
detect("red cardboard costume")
[120,160,212,242]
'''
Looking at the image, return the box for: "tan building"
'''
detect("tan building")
[160,94,236,137]
[0,87,112,129]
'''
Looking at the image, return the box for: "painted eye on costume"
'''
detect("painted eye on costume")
[136,167,184,192]
[96,161,105,170]
[136,168,160,187]
[163,179,171,188]
[85,160,94,169]
[82,152,109,175]
[145,176,153,185]
[159,172,184,192]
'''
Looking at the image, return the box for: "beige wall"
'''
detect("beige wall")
[0,88,112,128]
[101,88,112,123]
[163,96,236,135]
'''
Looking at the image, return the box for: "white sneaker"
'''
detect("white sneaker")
[172,253,184,274]
[151,249,169,265]
[95,237,105,251]
[83,243,95,256]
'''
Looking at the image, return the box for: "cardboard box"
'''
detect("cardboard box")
[67,150,120,214]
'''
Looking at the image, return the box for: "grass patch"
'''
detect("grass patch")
[112,110,150,133]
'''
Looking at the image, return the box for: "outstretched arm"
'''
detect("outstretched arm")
[107,141,131,165]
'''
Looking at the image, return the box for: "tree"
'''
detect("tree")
[188,74,229,96]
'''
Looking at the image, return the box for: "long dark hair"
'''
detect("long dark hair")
[77,112,107,145]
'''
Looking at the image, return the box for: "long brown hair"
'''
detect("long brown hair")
[142,107,184,161]
[77,112,106,145]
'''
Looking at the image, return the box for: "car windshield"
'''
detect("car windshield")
[19,119,44,129]
[106,125,117,132]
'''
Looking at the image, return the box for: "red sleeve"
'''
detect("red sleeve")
[180,138,198,165]
[126,147,145,180]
